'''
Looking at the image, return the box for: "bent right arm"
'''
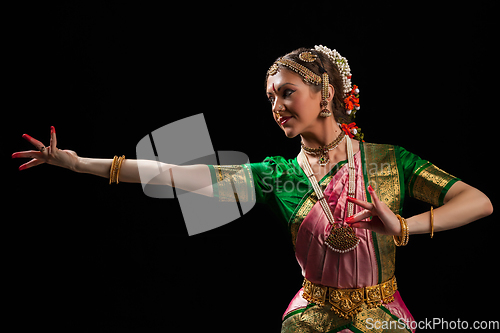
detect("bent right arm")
[12,127,214,197]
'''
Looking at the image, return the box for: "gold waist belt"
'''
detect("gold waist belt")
[302,276,397,319]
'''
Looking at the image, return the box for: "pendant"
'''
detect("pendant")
[318,154,329,166]
[318,148,330,166]
[325,224,360,253]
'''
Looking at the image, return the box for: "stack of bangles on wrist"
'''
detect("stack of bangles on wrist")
[393,214,409,246]
[109,155,125,184]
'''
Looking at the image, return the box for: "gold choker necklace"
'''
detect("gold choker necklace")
[301,131,346,166]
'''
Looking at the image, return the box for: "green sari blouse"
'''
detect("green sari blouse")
[208,142,459,230]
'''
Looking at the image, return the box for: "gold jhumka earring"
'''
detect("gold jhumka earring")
[300,51,332,118]
[319,71,332,118]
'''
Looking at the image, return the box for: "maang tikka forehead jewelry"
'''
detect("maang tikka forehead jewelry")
[298,51,317,63]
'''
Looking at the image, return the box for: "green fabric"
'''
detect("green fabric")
[252,156,349,225]
[208,143,460,227]
[398,146,460,207]
[281,302,413,333]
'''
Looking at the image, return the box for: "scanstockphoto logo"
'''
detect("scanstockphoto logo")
[366,317,499,331]
[135,113,256,236]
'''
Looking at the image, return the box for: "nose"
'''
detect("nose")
[272,104,284,117]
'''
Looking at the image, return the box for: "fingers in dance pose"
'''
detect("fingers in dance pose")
[12,126,80,171]
[345,185,402,235]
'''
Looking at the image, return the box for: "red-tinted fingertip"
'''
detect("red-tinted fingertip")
[19,164,27,171]
[12,153,19,158]
[368,185,374,192]
[22,134,30,140]
[345,216,354,223]
[346,197,355,202]
[51,126,55,134]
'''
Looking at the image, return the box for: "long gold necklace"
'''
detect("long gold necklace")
[298,136,360,253]
[301,130,346,166]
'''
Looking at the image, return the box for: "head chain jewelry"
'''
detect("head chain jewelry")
[267,59,321,85]
[313,49,332,118]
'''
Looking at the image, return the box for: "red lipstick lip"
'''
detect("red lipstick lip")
[280,116,292,125]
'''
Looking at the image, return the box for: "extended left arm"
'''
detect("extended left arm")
[406,181,493,234]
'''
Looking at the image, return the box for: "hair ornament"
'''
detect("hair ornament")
[315,45,363,127]
[314,45,353,96]
[267,63,279,77]
[344,85,360,116]
[298,51,317,63]
[340,122,364,142]
[268,58,322,85]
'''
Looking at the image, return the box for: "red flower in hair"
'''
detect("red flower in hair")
[344,85,360,112]
[341,122,359,138]
[343,96,359,110]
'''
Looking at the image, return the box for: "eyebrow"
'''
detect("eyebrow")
[267,82,298,95]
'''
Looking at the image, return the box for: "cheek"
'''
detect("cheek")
[290,94,318,118]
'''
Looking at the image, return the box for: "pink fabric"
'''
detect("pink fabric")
[295,152,378,288]
[287,152,415,330]
[385,291,416,332]
[282,288,307,321]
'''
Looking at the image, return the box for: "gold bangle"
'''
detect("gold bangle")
[116,155,125,184]
[109,155,125,184]
[109,156,119,184]
[393,214,409,246]
[430,206,434,238]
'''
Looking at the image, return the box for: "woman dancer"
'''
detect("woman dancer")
[13,45,492,332]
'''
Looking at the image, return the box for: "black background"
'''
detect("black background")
[7,2,498,332]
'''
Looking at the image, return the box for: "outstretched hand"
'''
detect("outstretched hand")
[12,126,79,171]
[345,185,402,236]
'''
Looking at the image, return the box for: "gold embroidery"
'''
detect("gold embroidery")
[282,301,411,333]
[351,303,411,333]
[363,143,401,214]
[410,162,456,207]
[363,143,399,283]
[281,302,352,332]
[213,165,255,202]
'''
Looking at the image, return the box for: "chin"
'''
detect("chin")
[283,127,299,138]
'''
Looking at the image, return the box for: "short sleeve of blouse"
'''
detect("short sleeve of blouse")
[398,146,460,207]
[208,156,309,205]
[207,156,283,204]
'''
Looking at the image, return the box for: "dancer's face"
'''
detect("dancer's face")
[266,69,324,138]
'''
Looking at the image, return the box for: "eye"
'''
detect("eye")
[268,95,276,104]
[283,89,295,98]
